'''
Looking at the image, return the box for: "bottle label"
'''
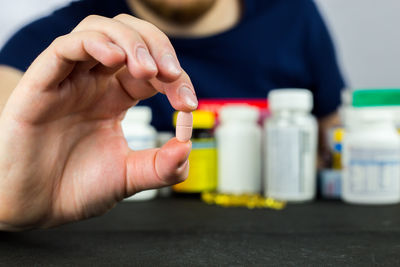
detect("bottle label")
[173,138,217,193]
[345,147,400,196]
[267,127,313,197]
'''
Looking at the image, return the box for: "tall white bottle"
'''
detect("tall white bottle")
[122,106,158,201]
[265,89,318,202]
[216,105,262,194]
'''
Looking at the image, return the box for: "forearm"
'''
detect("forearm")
[0,65,23,113]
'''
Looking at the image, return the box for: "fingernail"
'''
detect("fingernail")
[136,47,157,72]
[177,160,190,180]
[160,53,181,76]
[179,86,198,109]
[177,159,189,171]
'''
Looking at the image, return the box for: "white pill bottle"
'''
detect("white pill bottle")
[342,109,400,204]
[265,89,317,202]
[216,105,262,194]
[121,106,158,201]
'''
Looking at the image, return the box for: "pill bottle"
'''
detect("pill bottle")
[319,169,342,199]
[121,106,158,201]
[172,110,217,194]
[264,89,318,202]
[338,89,353,129]
[198,98,269,125]
[319,128,344,199]
[352,89,400,129]
[332,128,345,170]
[216,105,262,194]
[342,109,400,205]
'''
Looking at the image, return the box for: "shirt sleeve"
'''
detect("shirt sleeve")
[305,0,346,118]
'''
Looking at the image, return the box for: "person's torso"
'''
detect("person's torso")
[0,0,329,131]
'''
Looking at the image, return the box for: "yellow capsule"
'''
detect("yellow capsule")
[201,192,286,210]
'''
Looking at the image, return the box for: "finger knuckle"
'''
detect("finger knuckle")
[139,22,173,52]
[141,20,170,41]
[52,34,67,46]
[113,14,173,52]
[114,13,131,20]
[82,14,102,24]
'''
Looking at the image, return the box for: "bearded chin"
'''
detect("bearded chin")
[139,0,217,26]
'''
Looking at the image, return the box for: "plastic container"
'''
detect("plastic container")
[351,89,400,129]
[319,169,342,199]
[121,106,158,201]
[197,98,269,125]
[331,128,345,170]
[342,109,400,204]
[339,89,353,128]
[216,105,262,194]
[265,89,318,202]
[352,89,400,108]
[172,110,217,193]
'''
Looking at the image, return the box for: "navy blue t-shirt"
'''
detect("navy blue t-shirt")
[0,0,345,130]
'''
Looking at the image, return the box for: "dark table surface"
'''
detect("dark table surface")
[1,198,400,266]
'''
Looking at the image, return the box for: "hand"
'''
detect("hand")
[0,14,197,231]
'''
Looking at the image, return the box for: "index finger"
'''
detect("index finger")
[116,66,198,111]
[113,14,182,82]
[112,14,198,111]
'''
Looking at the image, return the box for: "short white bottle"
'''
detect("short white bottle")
[121,106,158,201]
[216,105,262,194]
[265,89,318,202]
[342,109,400,205]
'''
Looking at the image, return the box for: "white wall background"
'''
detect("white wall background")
[314,0,400,88]
[0,0,399,89]
[0,0,72,48]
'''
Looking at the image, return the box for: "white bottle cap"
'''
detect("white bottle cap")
[341,89,352,106]
[157,132,174,147]
[268,89,313,112]
[348,108,395,126]
[124,106,152,123]
[219,105,259,123]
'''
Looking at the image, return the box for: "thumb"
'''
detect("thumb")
[124,138,191,196]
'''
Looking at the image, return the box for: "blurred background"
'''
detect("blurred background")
[1,0,399,88]
[1,0,400,204]
[315,0,400,88]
